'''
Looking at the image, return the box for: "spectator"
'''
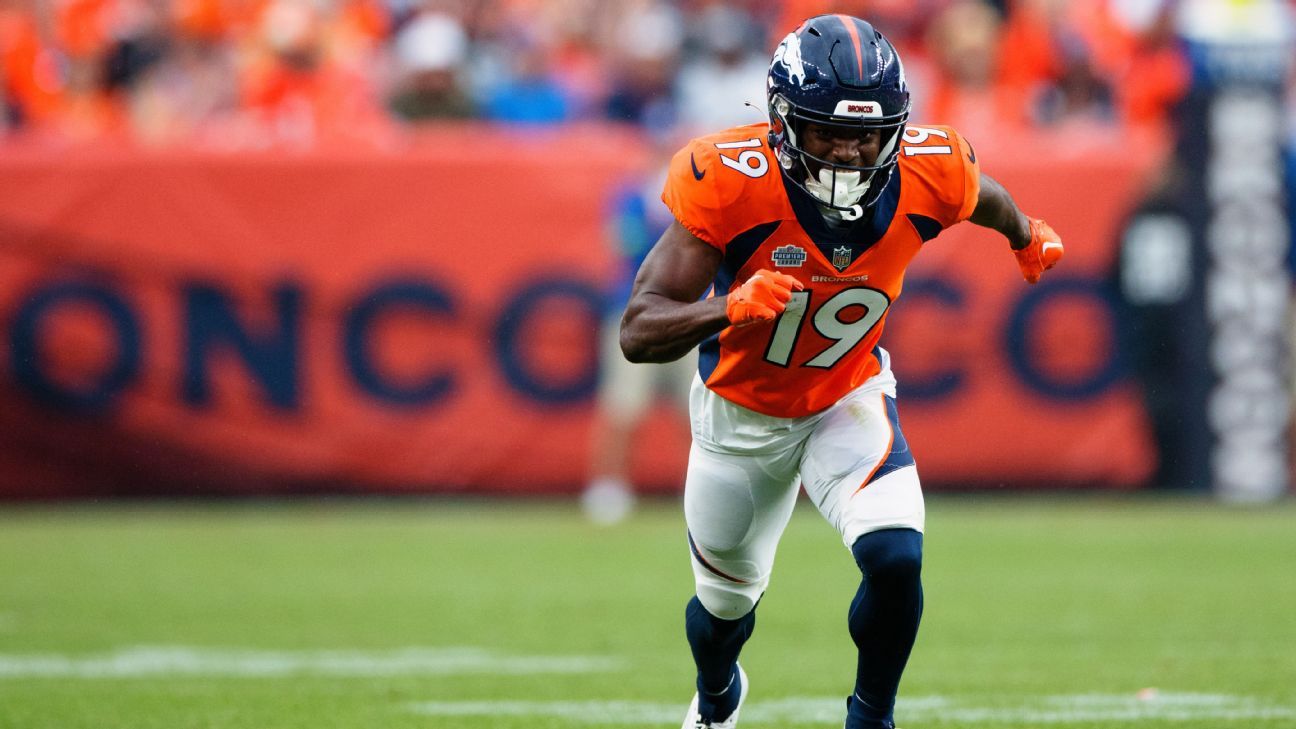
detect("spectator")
[583,131,694,526]
[773,0,947,53]
[126,17,240,145]
[389,10,475,121]
[674,2,768,134]
[0,1,56,132]
[239,0,389,147]
[1105,0,1189,127]
[1033,33,1115,125]
[540,1,611,119]
[39,0,127,139]
[102,0,169,99]
[602,0,681,125]
[999,0,1171,127]
[480,41,572,125]
[923,0,1024,135]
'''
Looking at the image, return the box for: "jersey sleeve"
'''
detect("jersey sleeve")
[947,128,981,225]
[661,139,726,249]
[900,125,981,229]
[661,125,786,251]
[664,133,777,252]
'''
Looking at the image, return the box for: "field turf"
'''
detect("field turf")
[0,496,1293,728]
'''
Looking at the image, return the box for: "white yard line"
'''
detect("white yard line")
[0,646,622,678]
[4,648,1291,725]
[408,693,1296,725]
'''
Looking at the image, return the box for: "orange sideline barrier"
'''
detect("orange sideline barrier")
[0,125,1161,497]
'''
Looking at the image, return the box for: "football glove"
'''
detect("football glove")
[1013,218,1064,284]
[726,269,804,326]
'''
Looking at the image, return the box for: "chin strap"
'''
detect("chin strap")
[840,204,865,221]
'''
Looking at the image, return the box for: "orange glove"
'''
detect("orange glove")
[726,269,804,326]
[1013,218,1064,284]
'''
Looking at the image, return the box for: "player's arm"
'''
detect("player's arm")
[970,172,1064,284]
[620,221,804,362]
[970,173,1030,248]
[619,221,728,363]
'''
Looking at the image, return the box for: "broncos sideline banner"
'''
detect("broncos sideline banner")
[0,125,1163,497]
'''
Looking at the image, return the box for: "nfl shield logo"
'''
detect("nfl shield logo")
[832,246,852,271]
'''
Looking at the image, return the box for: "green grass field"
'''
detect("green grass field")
[0,496,1293,729]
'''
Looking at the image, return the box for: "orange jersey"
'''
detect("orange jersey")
[662,122,980,418]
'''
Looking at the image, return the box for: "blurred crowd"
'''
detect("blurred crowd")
[0,0,1247,148]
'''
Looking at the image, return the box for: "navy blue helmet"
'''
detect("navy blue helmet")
[767,15,910,218]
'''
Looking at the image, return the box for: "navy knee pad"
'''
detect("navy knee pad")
[850,528,923,582]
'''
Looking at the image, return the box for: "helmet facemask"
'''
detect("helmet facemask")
[771,93,907,221]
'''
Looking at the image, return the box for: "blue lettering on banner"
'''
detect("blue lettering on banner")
[493,278,602,404]
[897,277,965,401]
[184,282,301,409]
[9,280,142,411]
[344,279,456,407]
[1005,277,1124,400]
[3,272,1129,412]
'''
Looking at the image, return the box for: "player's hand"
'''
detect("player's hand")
[1013,218,1063,284]
[726,269,804,326]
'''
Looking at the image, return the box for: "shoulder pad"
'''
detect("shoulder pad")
[898,124,981,227]
[662,124,783,249]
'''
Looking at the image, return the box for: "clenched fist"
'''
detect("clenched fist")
[726,269,804,326]
[1013,218,1064,284]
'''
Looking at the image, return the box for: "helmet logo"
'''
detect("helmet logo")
[771,32,806,86]
[833,100,883,118]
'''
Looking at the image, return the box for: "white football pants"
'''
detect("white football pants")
[683,350,925,620]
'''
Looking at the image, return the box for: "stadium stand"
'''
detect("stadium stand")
[1,0,1196,146]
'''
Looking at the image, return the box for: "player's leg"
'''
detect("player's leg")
[845,524,923,729]
[682,437,803,727]
[583,315,650,524]
[662,345,698,415]
[800,385,925,729]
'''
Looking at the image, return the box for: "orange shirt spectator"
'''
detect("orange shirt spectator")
[1,6,64,125]
[55,0,111,59]
[239,0,388,146]
[172,0,231,41]
[1105,1,1189,127]
[924,0,1030,134]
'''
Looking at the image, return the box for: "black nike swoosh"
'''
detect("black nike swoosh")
[690,154,706,180]
[966,142,977,164]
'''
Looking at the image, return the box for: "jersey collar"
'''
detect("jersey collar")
[780,166,902,263]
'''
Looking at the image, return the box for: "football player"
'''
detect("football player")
[619,14,1063,729]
